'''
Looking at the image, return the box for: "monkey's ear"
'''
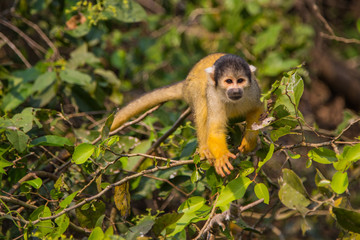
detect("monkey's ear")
[250,65,257,73]
[205,66,216,85]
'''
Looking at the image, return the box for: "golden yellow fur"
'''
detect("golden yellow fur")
[110,53,264,177]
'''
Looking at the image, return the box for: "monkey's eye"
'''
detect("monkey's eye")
[237,78,245,84]
[225,79,233,84]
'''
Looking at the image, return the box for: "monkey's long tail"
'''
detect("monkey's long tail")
[110,81,185,131]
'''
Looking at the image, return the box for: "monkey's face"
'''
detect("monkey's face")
[218,71,250,102]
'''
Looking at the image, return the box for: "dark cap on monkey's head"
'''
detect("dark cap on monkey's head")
[213,54,252,86]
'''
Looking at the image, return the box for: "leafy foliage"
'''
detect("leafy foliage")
[0,0,359,239]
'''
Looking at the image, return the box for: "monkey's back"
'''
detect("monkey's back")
[182,53,226,105]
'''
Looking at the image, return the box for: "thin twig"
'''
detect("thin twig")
[30,159,195,226]
[334,118,360,141]
[131,107,192,171]
[194,194,219,240]
[9,171,58,195]
[198,198,265,239]
[14,14,61,59]
[0,19,47,54]
[320,32,360,45]
[240,198,264,212]
[311,3,360,45]
[0,31,31,68]
[106,150,180,164]
[0,196,37,210]
[143,174,192,197]
[92,105,161,144]
[312,3,335,35]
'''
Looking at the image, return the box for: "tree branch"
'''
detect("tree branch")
[30,159,196,226]
[0,31,31,68]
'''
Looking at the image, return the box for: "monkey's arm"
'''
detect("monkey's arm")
[206,112,236,177]
[238,105,264,153]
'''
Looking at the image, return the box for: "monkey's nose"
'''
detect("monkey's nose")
[228,88,243,100]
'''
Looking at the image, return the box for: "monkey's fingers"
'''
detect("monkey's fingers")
[215,165,226,177]
[215,152,235,176]
[227,152,236,160]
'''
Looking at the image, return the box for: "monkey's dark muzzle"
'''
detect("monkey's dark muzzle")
[227,88,243,100]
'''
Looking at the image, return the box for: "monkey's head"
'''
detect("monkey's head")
[205,54,256,102]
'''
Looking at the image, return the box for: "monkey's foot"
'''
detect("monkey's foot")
[214,152,236,177]
[238,137,257,154]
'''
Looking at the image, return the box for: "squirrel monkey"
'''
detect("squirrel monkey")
[110,53,264,177]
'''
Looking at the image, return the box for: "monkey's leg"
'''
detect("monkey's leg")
[207,120,236,177]
[193,103,213,160]
[238,106,264,153]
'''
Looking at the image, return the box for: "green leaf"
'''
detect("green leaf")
[76,200,106,229]
[95,214,105,228]
[191,170,201,183]
[153,212,183,236]
[357,19,360,33]
[31,135,73,147]
[193,154,201,164]
[68,44,100,69]
[333,155,349,172]
[206,168,223,193]
[1,83,34,111]
[342,143,360,163]
[30,206,53,237]
[102,113,113,141]
[126,216,155,240]
[0,158,13,174]
[88,227,104,240]
[23,178,42,189]
[238,161,254,177]
[13,67,40,83]
[257,143,274,172]
[60,69,92,86]
[270,125,292,142]
[253,24,282,55]
[6,130,29,153]
[59,191,79,208]
[331,171,348,194]
[168,197,209,237]
[104,0,147,23]
[262,53,299,76]
[216,177,252,207]
[245,1,260,15]
[105,135,119,147]
[333,207,360,233]
[94,68,120,88]
[254,183,269,204]
[33,71,56,93]
[104,226,114,238]
[72,143,95,164]
[288,151,301,159]
[178,196,206,213]
[278,169,311,215]
[308,147,337,164]
[180,139,197,159]
[66,22,91,38]
[315,169,331,188]
[53,214,70,237]
[12,107,36,133]
[291,73,304,109]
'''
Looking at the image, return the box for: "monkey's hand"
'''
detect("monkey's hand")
[199,146,214,160]
[207,132,235,176]
[238,130,258,153]
[214,151,236,177]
